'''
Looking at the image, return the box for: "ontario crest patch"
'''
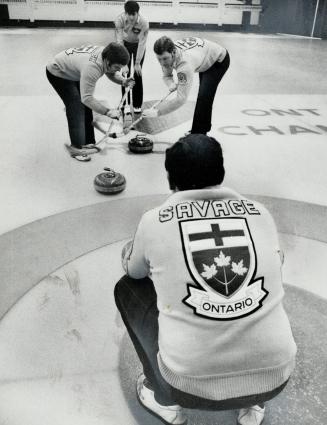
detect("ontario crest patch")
[180,218,268,320]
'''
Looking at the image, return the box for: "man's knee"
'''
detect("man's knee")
[114,275,156,310]
[114,275,131,307]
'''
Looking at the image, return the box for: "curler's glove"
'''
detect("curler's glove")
[122,77,135,88]
[106,109,121,119]
[168,83,177,92]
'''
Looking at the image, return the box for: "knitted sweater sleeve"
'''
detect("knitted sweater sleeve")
[80,62,107,115]
[157,64,193,116]
[114,15,124,44]
[135,20,149,65]
[123,215,149,279]
[162,66,176,91]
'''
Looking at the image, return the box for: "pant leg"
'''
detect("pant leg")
[76,82,95,145]
[121,43,131,107]
[123,41,144,108]
[46,68,87,148]
[132,51,145,108]
[84,105,95,144]
[114,275,176,405]
[191,51,230,135]
[171,378,288,411]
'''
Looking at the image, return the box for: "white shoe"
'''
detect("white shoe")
[134,107,142,114]
[237,405,265,425]
[136,374,187,425]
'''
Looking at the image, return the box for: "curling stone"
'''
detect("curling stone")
[128,134,153,154]
[94,168,126,194]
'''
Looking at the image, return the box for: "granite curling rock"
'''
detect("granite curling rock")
[94,168,126,194]
[128,134,153,153]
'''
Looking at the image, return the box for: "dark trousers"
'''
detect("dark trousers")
[46,68,95,148]
[191,51,230,135]
[114,275,288,410]
[122,41,145,109]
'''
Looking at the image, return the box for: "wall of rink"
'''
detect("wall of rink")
[0,0,262,27]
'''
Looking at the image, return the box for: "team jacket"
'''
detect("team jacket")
[115,13,149,65]
[123,187,297,400]
[47,45,123,115]
[157,37,227,116]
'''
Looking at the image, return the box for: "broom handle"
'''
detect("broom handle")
[118,85,131,110]
[152,91,173,108]
[96,90,173,141]
[123,91,173,134]
[124,114,144,133]
[129,55,134,110]
[101,82,132,140]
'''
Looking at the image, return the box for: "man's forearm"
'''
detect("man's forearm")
[135,33,147,65]
[81,94,109,115]
[163,75,176,91]
[122,240,133,274]
[115,26,124,44]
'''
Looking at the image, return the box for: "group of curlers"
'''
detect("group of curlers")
[47,3,296,425]
[46,0,229,161]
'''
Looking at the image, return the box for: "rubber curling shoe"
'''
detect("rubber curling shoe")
[237,405,265,425]
[83,144,101,154]
[136,374,187,425]
[66,144,100,156]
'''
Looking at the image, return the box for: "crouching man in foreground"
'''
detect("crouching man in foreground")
[115,134,296,425]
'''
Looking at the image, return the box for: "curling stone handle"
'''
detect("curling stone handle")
[103,167,116,177]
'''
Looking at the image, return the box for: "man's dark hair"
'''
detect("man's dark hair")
[124,0,139,14]
[102,42,130,66]
[165,134,225,191]
[154,36,175,55]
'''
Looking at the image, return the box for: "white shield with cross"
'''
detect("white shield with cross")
[180,218,267,320]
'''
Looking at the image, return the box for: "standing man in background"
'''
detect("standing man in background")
[115,0,149,114]
[143,36,230,135]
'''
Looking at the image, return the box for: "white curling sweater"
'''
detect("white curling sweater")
[47,45,120,115]
[157,37,227,116]
[115,13,149,64]
[124,187,297,400]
